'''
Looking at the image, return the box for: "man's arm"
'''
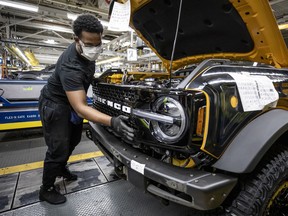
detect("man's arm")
[66,89,112,126]
[66,89,135,140]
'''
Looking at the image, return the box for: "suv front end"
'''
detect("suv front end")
[88,0,288,214]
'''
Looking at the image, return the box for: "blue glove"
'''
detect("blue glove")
[70,110,83,125]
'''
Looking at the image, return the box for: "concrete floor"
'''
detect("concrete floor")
[0,156,118,213]
[0,127,117,213]
[0,128,220,216]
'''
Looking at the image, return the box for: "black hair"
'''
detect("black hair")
[72,14,103,37]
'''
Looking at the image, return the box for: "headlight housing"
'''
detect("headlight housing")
[151,96,187,143]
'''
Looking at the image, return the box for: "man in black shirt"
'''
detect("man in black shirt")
[38,14,134,204]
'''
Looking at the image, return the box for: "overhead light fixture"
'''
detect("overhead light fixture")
[0,0,39,12]
[43,39,59,45]
[41,24,72,33]
[67,13,78,21]
[279,23,288,30]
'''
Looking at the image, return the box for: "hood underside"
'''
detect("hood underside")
[130,0,288,69]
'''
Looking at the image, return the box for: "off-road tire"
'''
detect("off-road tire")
[226,145,288,216]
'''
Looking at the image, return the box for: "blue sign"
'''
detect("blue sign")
[0,110,40,124]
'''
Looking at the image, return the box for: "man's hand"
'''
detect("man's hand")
[111,115,134,141]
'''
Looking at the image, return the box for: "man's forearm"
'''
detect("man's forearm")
[78,105,112,126]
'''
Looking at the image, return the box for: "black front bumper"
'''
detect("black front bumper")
[89,122,237,210]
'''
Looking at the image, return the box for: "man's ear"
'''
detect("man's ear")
[74,35,79,42]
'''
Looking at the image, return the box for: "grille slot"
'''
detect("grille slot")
[92,84,138,117]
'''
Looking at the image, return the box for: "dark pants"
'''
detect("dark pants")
[39,95,83,188]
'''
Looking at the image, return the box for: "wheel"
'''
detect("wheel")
[226,145,288,216]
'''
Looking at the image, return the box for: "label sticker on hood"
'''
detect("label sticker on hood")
[131,160,145,175]
[229,73,279,112]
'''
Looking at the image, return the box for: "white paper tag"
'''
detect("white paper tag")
[229,73,279,112]
[108,0,131,31]
[130,160,145,175]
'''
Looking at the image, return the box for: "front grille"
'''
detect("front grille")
[92,83,139,117]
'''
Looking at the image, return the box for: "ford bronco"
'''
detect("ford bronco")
[88,0,288,215]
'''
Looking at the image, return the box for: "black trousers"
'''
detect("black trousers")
[39,95,83,188]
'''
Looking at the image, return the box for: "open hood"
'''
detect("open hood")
[130,0,288,69]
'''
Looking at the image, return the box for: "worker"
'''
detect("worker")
[38,14,134,205]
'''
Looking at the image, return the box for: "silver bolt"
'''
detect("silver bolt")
[195,180,199,183]
[146,158,149,160]
[190,174,193,177]
[134,155,138,158]
[223,193,227,197]
[212,173,216,176]
[210,197,215,201]
[123,148,127,151]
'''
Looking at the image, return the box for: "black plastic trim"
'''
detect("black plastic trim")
[213,109,288,173]
[89,122,237,210]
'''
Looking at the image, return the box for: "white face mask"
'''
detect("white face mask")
[79,40,102,61]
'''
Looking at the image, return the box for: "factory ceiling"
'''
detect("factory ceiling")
[0,0,287,67]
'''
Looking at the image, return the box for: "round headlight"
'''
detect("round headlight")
[151,96,186,143]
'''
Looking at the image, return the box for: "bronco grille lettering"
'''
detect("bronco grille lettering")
[93,95,131,114]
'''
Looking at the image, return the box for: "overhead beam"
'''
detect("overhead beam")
[51,31,72,44]
[0,6,70,28]
[44,0,109,17]
[0,39,67,49]
[11,31,73,44]
[0,15,43,30]
[103,32,131,49]
[3,17,120,38]
[20,30,47,40]
[0,16,73,33]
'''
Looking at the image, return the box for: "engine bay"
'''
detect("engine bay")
[95,68,194,89]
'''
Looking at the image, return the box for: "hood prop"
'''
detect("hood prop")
[168,0,183,88]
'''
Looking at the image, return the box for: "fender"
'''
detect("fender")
[213,109,288,173]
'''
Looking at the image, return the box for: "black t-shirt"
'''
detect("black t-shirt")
[42,42,95,104]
